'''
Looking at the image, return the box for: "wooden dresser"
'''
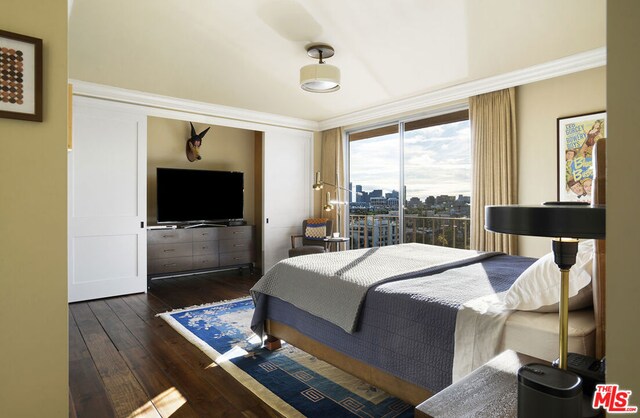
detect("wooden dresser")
[147,225,255,284]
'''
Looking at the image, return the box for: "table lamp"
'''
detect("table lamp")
[485,203,605,369]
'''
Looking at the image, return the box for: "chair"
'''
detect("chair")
[289,218,333,257]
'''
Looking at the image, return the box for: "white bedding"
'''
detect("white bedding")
[453,294,596,381]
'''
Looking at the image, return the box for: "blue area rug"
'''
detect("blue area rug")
[158,297,413,418]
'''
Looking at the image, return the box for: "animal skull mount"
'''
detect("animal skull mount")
[186,122,211,162]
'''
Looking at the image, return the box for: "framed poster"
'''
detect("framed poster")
[557,111,606,202]
[0,29,43,122]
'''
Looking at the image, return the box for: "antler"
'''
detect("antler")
[197,127,211,140]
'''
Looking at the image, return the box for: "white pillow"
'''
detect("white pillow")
[504,240,594,312]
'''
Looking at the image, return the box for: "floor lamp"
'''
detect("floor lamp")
[314,171,352,237]
[485,203,605,369]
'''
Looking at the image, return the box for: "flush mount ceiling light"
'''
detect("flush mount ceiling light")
[300,43,340,93]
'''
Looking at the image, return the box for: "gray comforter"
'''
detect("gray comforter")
[250,243,499,335]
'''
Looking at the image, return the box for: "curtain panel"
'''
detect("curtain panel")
[469,88,518,254]
[320,127,346,236]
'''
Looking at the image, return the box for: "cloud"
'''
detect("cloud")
[349,121,471,199]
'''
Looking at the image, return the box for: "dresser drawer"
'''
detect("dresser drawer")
[192,254,220,270]
[148,256,193,274]
[220,251,254,266]
[219,239,253,254]
[192,227,221,242]
[218,226,254,240]
[193,240,219,256]
[148,242,192,259]
[147,229,192,244]
[147,225,254,278]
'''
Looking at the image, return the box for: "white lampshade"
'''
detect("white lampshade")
[300,63,340,93]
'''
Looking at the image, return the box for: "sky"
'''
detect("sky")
[349,120,471,201]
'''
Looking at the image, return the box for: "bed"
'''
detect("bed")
[250,140,606,406]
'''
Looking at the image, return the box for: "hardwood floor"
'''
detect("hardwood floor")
[69,269,282,418]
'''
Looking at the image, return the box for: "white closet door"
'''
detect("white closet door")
[263,129,313,272]
[68,97,147,302]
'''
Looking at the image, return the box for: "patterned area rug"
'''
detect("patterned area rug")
[158,297,413,418]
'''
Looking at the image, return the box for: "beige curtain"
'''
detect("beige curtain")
[470,88,518,254]
[320,127,345,236]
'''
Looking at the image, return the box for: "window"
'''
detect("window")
[348,110,471,249]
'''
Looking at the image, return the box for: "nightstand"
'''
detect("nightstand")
[415,350,542,418]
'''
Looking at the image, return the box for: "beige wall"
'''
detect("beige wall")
[147,117,257,226]
[607,0,640,396]
[0,0,68,416]
[516,67,606,257]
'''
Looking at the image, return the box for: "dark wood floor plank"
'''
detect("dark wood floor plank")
[123,285,280,417]
[69,271,281,418]
[149,270,256,309]
[70,303,162,418]
[68,311,116,418]
[88,300,201,418]
[108,296,249,418]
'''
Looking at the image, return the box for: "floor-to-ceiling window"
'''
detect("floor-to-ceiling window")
[349,125,400,248]
[348,110,471,249]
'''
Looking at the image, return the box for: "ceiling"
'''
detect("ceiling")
[68,0,606,123]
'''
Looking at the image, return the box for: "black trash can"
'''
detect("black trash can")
[518,363,582,418]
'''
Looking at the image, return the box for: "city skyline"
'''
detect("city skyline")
[351,183,470,203]
[349,120,471,201]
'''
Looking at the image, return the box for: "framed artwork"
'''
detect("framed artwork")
[0,29,43,122]
[557,111,606,202]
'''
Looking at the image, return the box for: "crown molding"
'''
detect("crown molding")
[70,80,320,132]
[71,48,605,133]
[318,47,606,131]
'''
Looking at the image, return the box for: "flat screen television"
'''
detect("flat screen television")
[156,168,244,224]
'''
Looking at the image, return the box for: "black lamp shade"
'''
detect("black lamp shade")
[485,204,605,239]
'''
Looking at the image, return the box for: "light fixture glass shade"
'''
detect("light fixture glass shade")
[300,64,340,93]
[323,191,334,211]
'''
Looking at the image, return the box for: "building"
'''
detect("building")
[370,196,387,209]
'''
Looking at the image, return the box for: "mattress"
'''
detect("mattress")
[501,308,596,361]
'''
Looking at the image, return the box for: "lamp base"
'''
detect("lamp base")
[518,363,582,418]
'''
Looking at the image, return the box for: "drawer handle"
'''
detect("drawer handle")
[201,233,208,236]
[201,246,208,250]
[162,234,174,238]
[233,231,244,235]
[233,257,241,260]
[163,249,175,252]
[163,263,177,267]
[233,244,244,247]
